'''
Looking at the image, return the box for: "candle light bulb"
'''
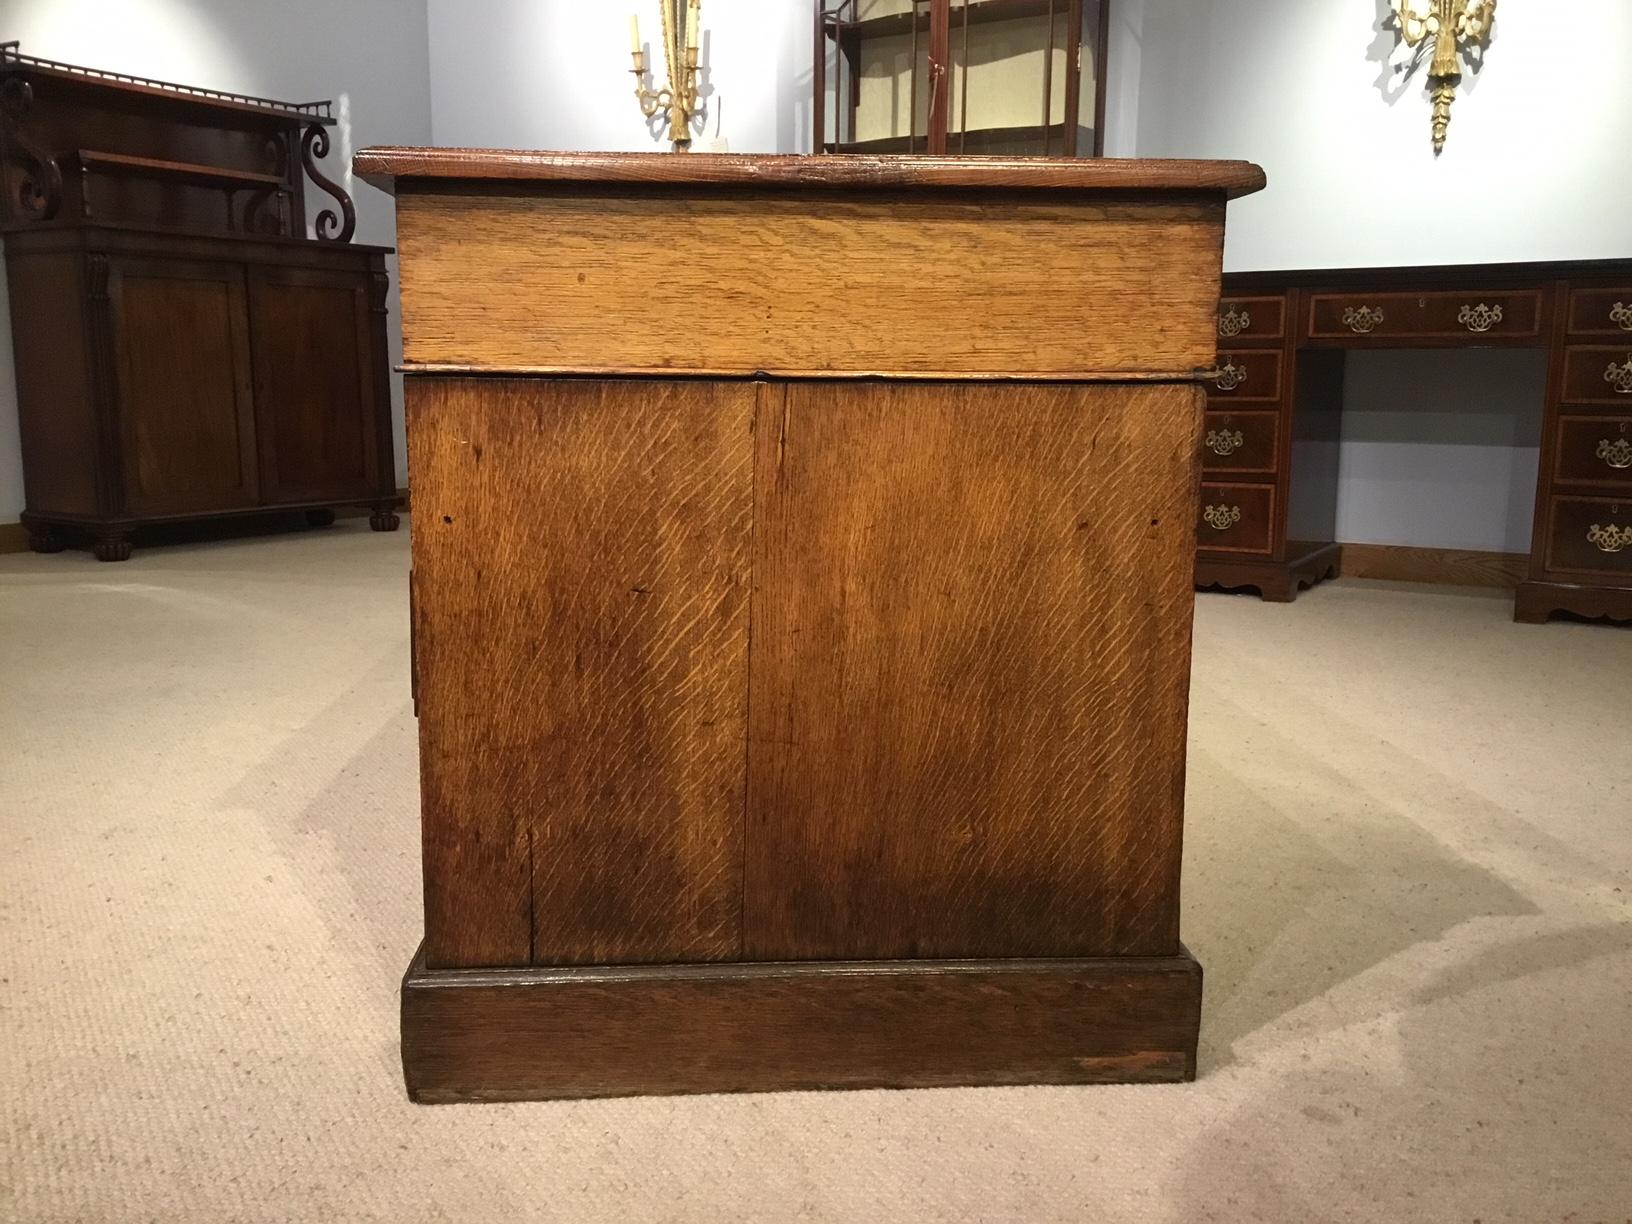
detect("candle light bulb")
[630,13,641,54]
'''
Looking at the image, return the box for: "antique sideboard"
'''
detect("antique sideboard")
[1196,259,1632,623]
[357,148,1263,1101]
[1,42,399,560]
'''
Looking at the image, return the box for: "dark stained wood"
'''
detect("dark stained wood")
[0,42,345,236]
[1195,544,1341,604]
[1566,287,1632,339]
[1205,347,1282,402]
[1201,409,1280,476]
[248,266,379,504]
[744,380,1201,961]
[354,147,1266,198]
[1515,580,1632,624]
[7,227,398,558]
[3,47,391,558]
[408,377,754,969]
[109,256,258,516]
[1216,294,1286,343]
[1305,288,1544,343]
[1206,260,1632,620]
[1561,345,1632,406]
[1196,481,1274,555]
[402,944,1204,1101]
[3,251,98,516]
[1553,415,1632,490]
[1339,543,1527,589]
[1539,495,1632,578]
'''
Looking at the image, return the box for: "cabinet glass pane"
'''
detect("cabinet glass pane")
[817,0,1105,156]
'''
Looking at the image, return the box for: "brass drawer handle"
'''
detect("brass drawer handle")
[1610,301,1632,332]
[1597,437,1632,469]
[1218,307,1250,338]
[1458,302,1503,332]
[1214,362,1247,392]
[1206,429,1245,457]
[1606,357,1632,395]
[1342,305,1384,334]
[1203,504,1242,530]
[1587,522,1632,554]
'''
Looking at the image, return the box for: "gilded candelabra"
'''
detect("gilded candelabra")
[1393,0,1496,152]
[630,0,702,151]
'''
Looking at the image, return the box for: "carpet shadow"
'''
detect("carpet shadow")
[1183,694,1541,1069]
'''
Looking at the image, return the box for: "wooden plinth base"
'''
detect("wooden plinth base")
[401,945,1203,1103]
[1195,542,1341,603]
[1514,580,1632,624]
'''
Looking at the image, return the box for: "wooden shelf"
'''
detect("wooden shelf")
[828,121,1088,156]
[74,149,284,192]
[826,0,1065,42]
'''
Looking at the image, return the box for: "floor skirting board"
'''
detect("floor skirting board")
[1338,544,1526,590]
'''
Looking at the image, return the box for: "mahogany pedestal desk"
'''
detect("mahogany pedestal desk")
[1197,259,1632,622]
[356,148,1264,1102]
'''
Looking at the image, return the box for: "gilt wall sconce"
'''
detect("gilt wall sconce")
[630,0,703,151]
[1392,0,1496,152]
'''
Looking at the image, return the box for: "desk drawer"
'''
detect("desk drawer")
[1202,411,1279,475]
[1542,496,1632,577]
[1207,349,1282,402]
[1216,295,1285,343]
[1566,288,1632,338]
[1306,290,1543,341]
[1553,416,1632,489]
[1196,482,1274,554]
[1560,346,1632,406]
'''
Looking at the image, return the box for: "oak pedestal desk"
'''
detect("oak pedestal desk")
[356,149,1264,1102]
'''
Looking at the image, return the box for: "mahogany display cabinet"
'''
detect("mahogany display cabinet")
[0,41,399,560]
[815,0,1109,156]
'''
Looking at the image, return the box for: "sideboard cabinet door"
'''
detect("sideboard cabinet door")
[108,256,259,516]
[247,265,383,506]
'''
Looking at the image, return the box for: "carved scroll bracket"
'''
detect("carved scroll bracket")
[301,122,355,243]
[0,77,63,221]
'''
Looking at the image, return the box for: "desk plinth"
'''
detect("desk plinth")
[356,150,1264,1101]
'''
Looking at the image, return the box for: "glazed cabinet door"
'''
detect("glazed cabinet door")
[107,255,258,516]
[247,265,384,505]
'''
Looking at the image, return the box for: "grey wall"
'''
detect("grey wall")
[4,1,1626,558]
[0,0,434,521]
[1117,0,1632,553]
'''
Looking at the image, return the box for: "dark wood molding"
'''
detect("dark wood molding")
[354,148,1265,198]
[1340,543,1527,589]
[402,944,1203,1102]
[1196,543,1340,603]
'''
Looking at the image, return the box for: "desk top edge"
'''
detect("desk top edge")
[352,148,1266,200]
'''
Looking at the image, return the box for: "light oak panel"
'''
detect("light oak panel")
[744,380,1203,960]
[395,188,1226,377]
[408,377,754,969]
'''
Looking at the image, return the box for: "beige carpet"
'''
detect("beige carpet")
[2,520,1629,1223]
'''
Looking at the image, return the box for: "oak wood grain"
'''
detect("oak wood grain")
[402,944,1204,1101]
[744,380,1203,961]
[408,377,754,969]
[393,188,1227,377]
[355,147,1266,198]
